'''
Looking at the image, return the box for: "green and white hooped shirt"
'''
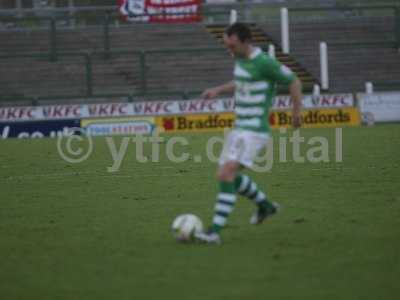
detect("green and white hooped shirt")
[234,47,297,133]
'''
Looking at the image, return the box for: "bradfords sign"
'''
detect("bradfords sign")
[156,108,360,132]
[119,0,201,23]
[269,108,361,128]
[157,113,234,132]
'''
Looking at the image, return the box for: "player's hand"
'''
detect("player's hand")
[292,114,301,129]
[202,88,219,100]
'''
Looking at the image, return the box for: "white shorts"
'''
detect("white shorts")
[219,129,270,168]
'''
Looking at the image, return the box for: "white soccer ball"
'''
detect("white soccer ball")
[171,214,203,242]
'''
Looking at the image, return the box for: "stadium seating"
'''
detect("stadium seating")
[260,16,400,92]
[0,13,399,101]
[0,23,232,100]
[0,21,319,101]
[206,23,316,91]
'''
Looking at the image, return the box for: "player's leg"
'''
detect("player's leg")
[211,160,241,232]
[234,174,279,224]
[195,160,240,244]
[195,130,242,244]
[233,131,279,224]
[195,130,278,244]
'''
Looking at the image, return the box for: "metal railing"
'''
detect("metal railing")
[0,47,227,103]
[0,4,399,103]
[0,5,397,60]
[374,80,400,91]
[288,5,400,48]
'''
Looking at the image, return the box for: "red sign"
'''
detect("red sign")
[119,0,201,23]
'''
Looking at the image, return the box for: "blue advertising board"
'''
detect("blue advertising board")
[0,119,81,139]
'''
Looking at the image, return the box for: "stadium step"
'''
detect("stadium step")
[206,23,318,93]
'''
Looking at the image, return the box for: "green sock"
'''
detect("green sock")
[211,181,237,233]
[235,174,274,211]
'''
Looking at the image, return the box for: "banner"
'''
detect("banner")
[0,99,235,122]
[156,113,234,133]
[0,107,362,139]
[81,117,156,136]
[0,120,80,139]
[273,94,354,109]
[156,108,361,133]
[270,108,361,129]
[119,0,202,23]
[358,92,400,123]
[0,94,353,123]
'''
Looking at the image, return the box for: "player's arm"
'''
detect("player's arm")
[202,81,235,99]
[263,57,303,128]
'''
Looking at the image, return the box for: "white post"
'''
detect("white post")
[320,42,329,90]
[68,0,74,15]
[365,82,374,94]
[16,0,23,17]
[281,7,290,54]
[230,9,237,25]
[68,0,75,28]
[268,44,276,58]
[313,84,321,97]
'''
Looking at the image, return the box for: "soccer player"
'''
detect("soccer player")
[195,23,302,244]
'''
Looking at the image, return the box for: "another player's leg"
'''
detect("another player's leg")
[234,174,279,224]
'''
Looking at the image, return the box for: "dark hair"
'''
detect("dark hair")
[225,23,252,43]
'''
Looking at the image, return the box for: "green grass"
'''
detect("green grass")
[0,125,399,300]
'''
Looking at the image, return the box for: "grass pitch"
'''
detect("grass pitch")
[0,125,399,300]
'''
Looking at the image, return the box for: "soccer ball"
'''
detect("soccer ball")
[171,214,203,242]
